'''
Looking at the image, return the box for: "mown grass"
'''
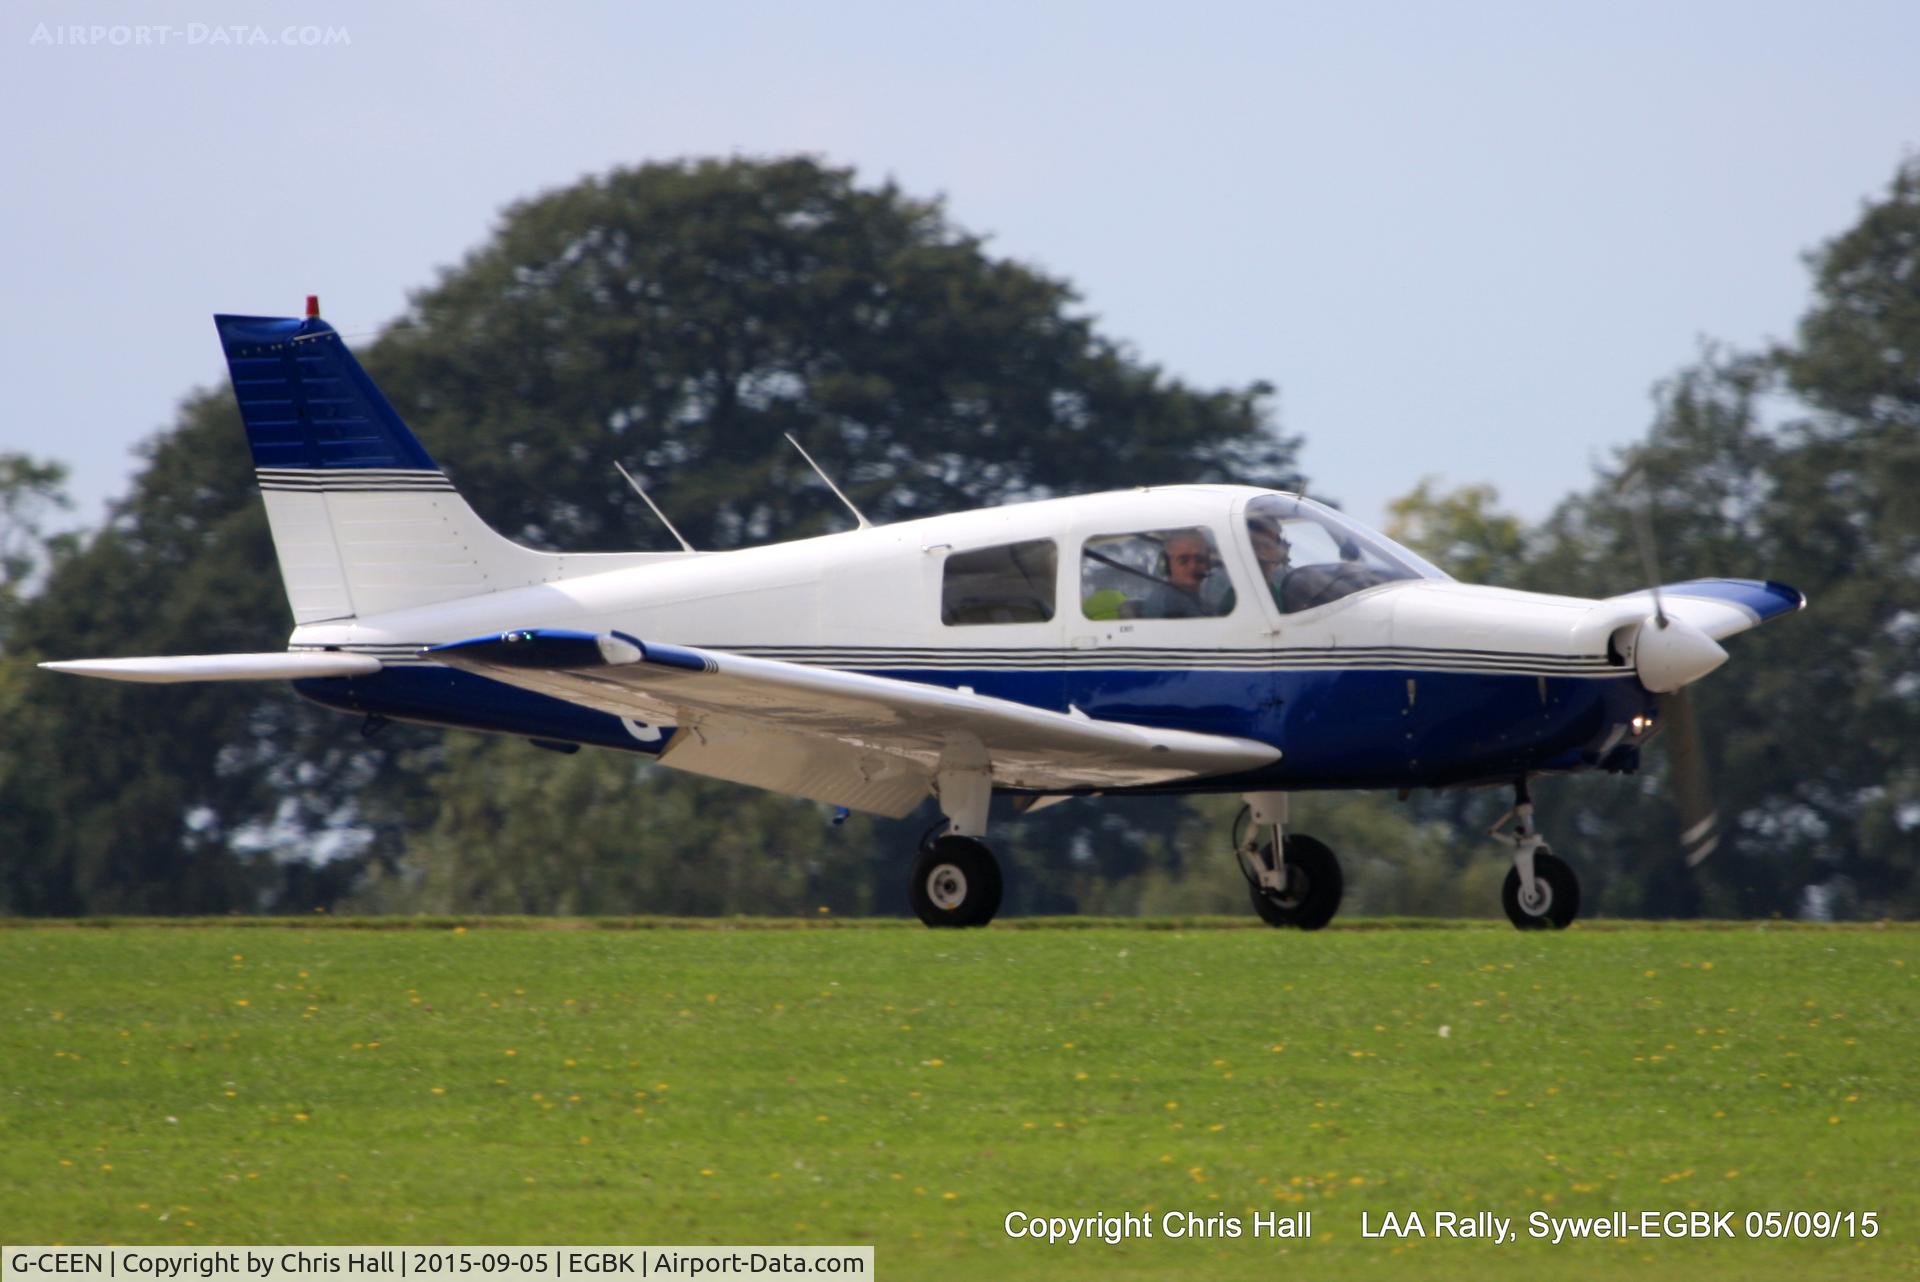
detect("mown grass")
[0,923,1912,1280]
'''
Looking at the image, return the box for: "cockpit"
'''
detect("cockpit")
[1238,493,1449,614]
[1072,494,1446,621]
[937,489,1449,629]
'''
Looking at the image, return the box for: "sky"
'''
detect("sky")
[3,0,1915,538]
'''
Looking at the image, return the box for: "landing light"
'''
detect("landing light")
[1631,714,1654,735]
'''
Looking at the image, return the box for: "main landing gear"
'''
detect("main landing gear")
[908,753,1004,928]
[1235,792,1344,930]
[1491,778,1580,930]
[909,829,1003,928]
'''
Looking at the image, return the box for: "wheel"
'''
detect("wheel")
[909,835,1003,928]
[1246,833,1344,931]
[1502,850,1580,930]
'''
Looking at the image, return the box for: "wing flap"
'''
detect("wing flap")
[658,715,932,818]
[425,629,1280,803]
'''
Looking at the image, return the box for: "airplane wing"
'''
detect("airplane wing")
[1607,578,1807,641]
[423,629,1281,818]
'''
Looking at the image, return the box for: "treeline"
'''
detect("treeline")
[1,156,1913,919]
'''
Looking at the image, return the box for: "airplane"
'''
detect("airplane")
[42,303,1807,930]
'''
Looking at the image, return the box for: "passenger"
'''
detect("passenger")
[1138,530,1215,618]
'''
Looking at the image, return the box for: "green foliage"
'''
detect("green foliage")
[345,737,884,917]
[1119,792,1501,919]
[379,156,1296,551]
[0,393,432,915]
[1385,476,1530,586]
[1781,157,1920,432]
[1470,160,1920,919]
[1369,159,1920,920]
[0,453,74,646]
[4,925,1913,1279]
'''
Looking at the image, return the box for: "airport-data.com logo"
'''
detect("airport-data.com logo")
[28,22,351,48]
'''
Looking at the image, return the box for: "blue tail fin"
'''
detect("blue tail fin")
[213,311,686,627]
[215,312,489,623]
[213,314,440,471]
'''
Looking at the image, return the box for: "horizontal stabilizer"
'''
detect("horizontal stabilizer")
[39,652,382,684]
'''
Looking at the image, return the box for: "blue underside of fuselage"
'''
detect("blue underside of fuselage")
[293,662,1657,794]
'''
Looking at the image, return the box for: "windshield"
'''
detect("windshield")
[1243,493,1449,614]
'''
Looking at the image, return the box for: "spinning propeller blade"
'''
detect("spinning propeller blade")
[1621,466,1721,865]
[1622,467,1668,629]
[1664,687,1720,865]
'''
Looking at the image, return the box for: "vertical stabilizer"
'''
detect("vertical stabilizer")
[216,313,557,623]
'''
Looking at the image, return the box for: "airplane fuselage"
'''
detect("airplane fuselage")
[287,485,1659,794]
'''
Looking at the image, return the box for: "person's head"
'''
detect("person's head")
[1248,519,1288,578]
[1165,530,1211,592]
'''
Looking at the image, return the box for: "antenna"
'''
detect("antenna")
[614,461,696,553]
[784,433,873,530]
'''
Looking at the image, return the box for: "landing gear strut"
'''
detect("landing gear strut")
[1491,778,1580,930]
[1235,793,1343,930]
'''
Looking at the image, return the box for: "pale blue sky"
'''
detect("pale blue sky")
[3,1,1915,536]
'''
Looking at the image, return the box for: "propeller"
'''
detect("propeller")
[1620,467,1723,865]
[1665,686,1720,865]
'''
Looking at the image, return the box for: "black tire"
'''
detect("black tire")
[1247,833,1343,931]
[1502,850,1580,930]
[909,835,1003,928]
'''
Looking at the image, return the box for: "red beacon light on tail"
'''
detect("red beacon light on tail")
[305,294,320,319]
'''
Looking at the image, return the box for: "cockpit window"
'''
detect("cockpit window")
[1081,527,1237,620]
[942,539,1058,625]
[1244,494,1445,614]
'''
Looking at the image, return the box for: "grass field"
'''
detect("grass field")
[0,920,1913,1280]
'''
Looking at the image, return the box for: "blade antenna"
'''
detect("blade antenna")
[1621,465,1668,628]
[614,461,696,553]
[785,433,873,530]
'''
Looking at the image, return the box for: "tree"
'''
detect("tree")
[378,157,1295,552]
[1384,477,1530,587]
[0,454,73,646]
[1514,158,1920,918]
[343,739,886,917]
[1,156,1300,916]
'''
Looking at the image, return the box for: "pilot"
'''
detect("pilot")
[1247,516,1290,608]
[1139,530,1217,618]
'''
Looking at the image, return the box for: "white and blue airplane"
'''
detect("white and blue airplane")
[43,306,1806,929]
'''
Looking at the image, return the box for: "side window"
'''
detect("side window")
[1081,527,1236,620]
[941,539,1058,625]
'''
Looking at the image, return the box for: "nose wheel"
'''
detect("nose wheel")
[1501,849,1579,929]
[1492,780,1581,930]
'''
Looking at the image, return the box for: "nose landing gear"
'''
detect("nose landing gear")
[1492,778,1580,930]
